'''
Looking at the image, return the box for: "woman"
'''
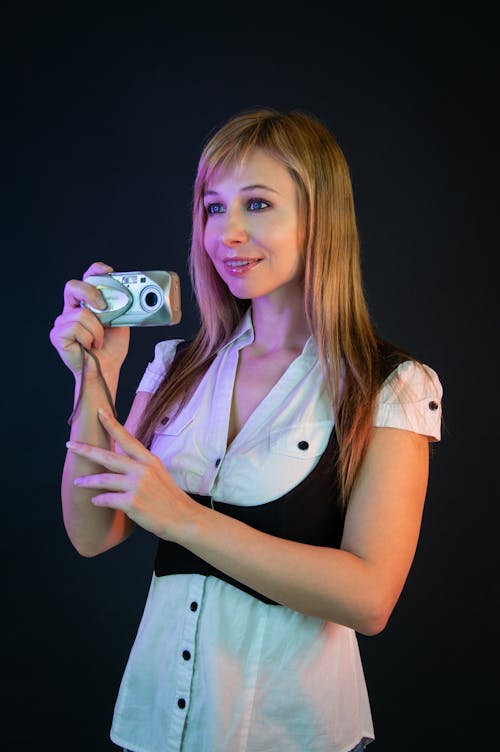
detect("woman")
[49,108,443,752]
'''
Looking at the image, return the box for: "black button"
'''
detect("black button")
[428,401,439,411]
[298,440,309,450]
[215,458,221,467]
[177,698,186,709]
[160,416,169,425]
[182,650,191,661]
[190,601,198,612]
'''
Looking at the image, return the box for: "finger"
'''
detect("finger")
[63,278,109,312]
[54,308,104,343]
[90,492,128,510]
[97,408,155,463]
[66,440,137,473]
[83,261,114,279]
[50,319,102,354]
[73,472,130,491]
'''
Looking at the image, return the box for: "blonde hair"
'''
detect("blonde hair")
[136,108,409,506]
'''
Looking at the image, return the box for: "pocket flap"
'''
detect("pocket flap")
[153,414,194,437]
[269,421,332,459]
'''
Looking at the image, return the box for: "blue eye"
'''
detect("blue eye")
[248,199,270,211]
[206,203,225,215]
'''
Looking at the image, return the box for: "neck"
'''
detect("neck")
[250,284,311,353]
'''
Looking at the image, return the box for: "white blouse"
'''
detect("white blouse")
[110,309,443,752]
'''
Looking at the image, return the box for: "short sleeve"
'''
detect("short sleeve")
[136,339,185,394]
[374,360,443,441]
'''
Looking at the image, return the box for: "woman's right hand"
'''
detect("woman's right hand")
[49,261,131,378]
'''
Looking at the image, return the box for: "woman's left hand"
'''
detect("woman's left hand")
[66,407,194,541]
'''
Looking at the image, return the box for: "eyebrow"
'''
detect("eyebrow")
[203,184,280,197]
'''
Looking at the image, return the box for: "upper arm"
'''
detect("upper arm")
[122,337,184,439]
[340,426,430,616]
[118,337,183,446]
[339,359,442,625]
[123,390,154,437]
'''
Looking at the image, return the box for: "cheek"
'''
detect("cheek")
[203,224,215,258]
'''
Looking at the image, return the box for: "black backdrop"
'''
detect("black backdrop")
[5,4,498,750]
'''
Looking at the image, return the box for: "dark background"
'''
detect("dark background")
[4,3,498,750]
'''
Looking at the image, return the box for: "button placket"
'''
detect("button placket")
[199,346,240,494]
[170,577,205,733]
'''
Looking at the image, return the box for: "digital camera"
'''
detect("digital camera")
[84,270,182,326]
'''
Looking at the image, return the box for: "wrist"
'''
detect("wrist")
[171,491,208,549]
[73,348,120,385]
[70,356,120,425]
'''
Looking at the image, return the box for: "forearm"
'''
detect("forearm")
[177,502,389,634]
[62,366,132,556]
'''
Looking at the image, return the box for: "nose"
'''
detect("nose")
[221,208,249,247]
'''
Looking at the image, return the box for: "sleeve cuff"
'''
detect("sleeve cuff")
[374,360,443,441]
[136,339,185,394]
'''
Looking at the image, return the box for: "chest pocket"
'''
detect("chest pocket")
[149,413,198,477]
[152,414,194,439]
[269,421,332,460]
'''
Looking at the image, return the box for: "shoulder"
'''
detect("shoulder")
[136,338,186,394]
[374,358,443,441]
[380,359,442,404]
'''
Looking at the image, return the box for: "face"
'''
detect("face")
[203,148,304,303]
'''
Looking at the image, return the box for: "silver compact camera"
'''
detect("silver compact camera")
[84,270,182,326]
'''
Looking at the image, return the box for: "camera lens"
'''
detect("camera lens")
[144,291,158,308]
[140,285,163,313]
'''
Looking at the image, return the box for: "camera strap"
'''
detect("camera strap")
[67,343,118,426]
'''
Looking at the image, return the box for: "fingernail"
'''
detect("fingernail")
[98,407,110,418]
[66,441,76,449]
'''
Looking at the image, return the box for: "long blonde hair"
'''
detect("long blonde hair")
[136,108,409,506]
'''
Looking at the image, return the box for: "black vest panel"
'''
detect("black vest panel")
[154,429,343,604]
[154,339,407,604]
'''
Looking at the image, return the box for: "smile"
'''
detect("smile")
[223,259,262,274]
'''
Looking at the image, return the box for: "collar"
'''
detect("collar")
[222,307,255,351]
[222,307,318,363]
